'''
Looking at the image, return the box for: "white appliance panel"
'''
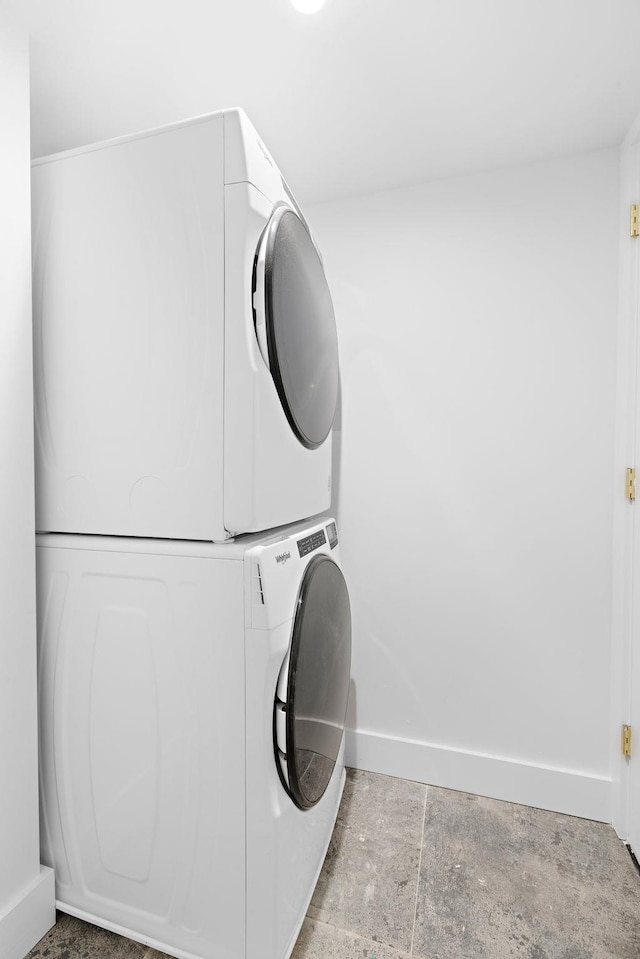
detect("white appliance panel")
[36,518,349,959]
[223,108,285,200]
[32,117,224,540]
[31,110,334,542]
[37,544,246,959]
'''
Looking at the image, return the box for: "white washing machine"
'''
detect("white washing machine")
[36,517,351,959]
[31,109,338,541]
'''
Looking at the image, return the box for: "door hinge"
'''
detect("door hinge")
[627,467,636,502]
[623,724,633,758]
[631,204,640,238]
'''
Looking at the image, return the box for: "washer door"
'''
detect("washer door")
[253,206,339,450]
[274,555,351,809]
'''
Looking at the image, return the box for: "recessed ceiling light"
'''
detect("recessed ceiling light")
[291,0,326,13]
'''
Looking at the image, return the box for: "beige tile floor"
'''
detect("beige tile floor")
[24,768,640,959]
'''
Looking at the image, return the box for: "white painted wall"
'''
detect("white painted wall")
[611,110,640,844]
[0,7,54,958]
[311,149,620,821]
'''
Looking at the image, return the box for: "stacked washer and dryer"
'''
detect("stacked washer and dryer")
[31,109,351,959]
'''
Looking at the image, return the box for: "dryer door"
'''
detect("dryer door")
[274,555,351,809]
[253,206,339,450]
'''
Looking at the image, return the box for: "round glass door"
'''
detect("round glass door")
[274,555,351,809]
[257,206,339,450]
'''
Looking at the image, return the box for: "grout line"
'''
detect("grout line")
[409,784,429,957]
[304,914,347,936]
[305,915,412,957]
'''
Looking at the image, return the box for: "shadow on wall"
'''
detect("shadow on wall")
[330,374,342,520]
[345,677,357,740]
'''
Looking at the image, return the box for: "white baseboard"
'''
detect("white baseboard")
[345,729,612,823]
[0,866,55,959]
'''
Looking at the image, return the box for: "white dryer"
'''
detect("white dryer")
[31,109,338,541]
[36,517,351,959]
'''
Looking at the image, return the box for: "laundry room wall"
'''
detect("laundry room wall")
[309,148,620,821]
[0,8,54,957]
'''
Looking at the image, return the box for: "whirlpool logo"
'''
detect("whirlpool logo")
[275,551,291,566]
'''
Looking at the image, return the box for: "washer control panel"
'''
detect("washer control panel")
[297,528,326,557]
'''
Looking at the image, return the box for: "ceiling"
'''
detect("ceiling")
[10,0,640,205]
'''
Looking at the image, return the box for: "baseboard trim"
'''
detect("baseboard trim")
[345,729,612,823]
[0,866,55,959]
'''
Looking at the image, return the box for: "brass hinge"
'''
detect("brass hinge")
[631,204,640,238]
[623,724,633,758]
[627,467,636,502]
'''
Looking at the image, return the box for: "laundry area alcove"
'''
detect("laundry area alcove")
[3,2,640,958]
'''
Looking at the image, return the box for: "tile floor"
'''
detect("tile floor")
[24,768,640,959]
